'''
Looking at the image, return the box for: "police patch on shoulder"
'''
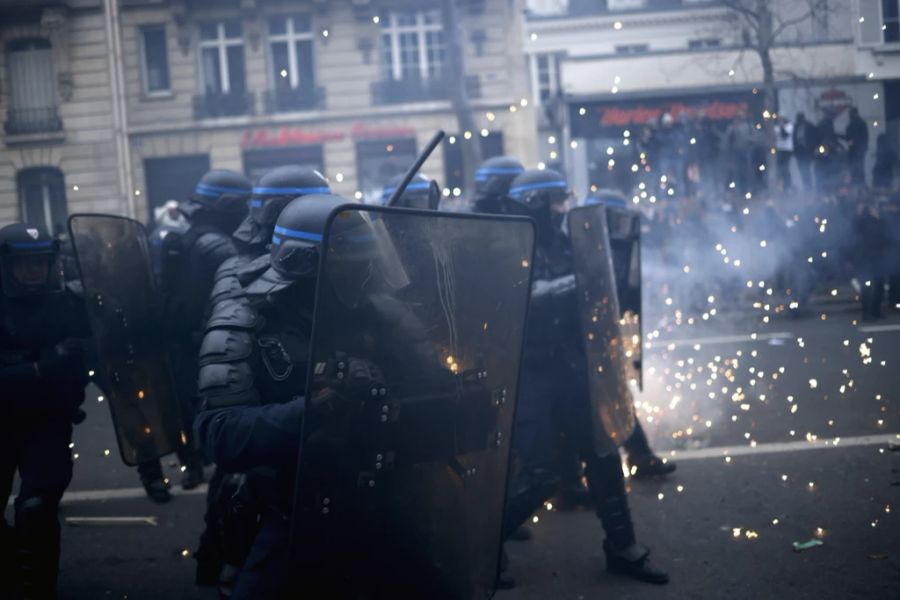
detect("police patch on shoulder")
[26,228,39,240]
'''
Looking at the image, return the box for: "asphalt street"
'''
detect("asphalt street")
[6,304,899,599]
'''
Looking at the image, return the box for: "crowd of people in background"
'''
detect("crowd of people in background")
[590,106,900,322]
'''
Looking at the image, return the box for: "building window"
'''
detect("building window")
[17,167,67,236]
[687,38,721,50]
[265,15,321,112]
[534,54,559,105]
[380,9,444,82]
[884,0,900,43]
[355,138,417,204]
[139,26,171,95]
[198,20,245,95]
[4,39,61,135]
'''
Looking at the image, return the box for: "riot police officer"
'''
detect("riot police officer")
[0,224,92,599]
[208,166,331,311]
[195,194,355,598]
[193,166,331,588]
[503,169,668,584]
[380,172,441,210]
[468,156,524,214]
[137,169,253,503]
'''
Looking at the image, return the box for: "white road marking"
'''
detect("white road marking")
[859,323,900,333]
[668,433,899,462]
[649,331,794,349]
[65,516,158,526]
[14,433,895,506]
[7,483,208,507]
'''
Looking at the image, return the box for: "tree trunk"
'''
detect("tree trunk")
[441,0,482,190]
[756,0,778,190]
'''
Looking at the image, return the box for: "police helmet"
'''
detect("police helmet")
[0,223,62,297]
[233,166,331,246]
[248,195,409,305]
[507,168,569,213]
[474,156,525,198]
[185,169,252,215]
[380,172,441,210]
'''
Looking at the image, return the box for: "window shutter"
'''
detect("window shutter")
[857,0,883,45]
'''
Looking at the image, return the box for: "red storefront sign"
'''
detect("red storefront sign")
[240,122,418,149]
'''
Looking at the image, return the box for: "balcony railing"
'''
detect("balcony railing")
[371,75,481,106]
[262,86,325,114]
[192,91,255,119]
[4,107,63,135]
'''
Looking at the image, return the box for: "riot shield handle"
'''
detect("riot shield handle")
[385,129,445,207]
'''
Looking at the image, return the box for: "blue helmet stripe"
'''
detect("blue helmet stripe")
[252,186,331,196]
[250,200,264,208]
[381,181,431,200]
[273,225,323,243]
[195,183,251,196]
[9,240,53,250]
[271,235,282,246]
[508,180,568,197]
[476,167,525,176]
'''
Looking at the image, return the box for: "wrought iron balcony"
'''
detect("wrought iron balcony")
[262,86,325,114]
[4,107,63,135]
[192,91,255,119]
[370,75,481,106]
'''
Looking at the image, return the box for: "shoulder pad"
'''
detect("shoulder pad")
[214,255,251,283]
[195,231,237,263]
[199,328,254,367]
[237,253,271,287]
[197,361,260,409]
[209,274,245,305]
[206,298,262,331]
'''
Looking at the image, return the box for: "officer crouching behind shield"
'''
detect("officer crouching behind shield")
[194,193,413,598]
[501,168,668,585]
[0,224,93,599]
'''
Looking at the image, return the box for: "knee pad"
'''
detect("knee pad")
[15,495,58,535]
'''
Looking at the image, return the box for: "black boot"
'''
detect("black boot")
[586,453,668,584]
[15,496,62,599]
[137,458,172,503]
[627,454,677,478]
[141,477,172,503]
[603,539,669,585]
[181,460,206,490]
[495,546,516,590]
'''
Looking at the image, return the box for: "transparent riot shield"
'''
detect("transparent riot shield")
[568,204,636,456]
[606,206,643,390]
[68,214,185,465]
[290,206,535,600]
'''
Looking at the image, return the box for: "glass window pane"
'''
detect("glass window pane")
[272,42,291,90]
[199,23,217,40]
[291,14,312,32]
[227,45,246,93]
[223,20,242,39]
[423,10,442,25]
[399,32,419,80]
[142,27,170,92]
[271,41,291,89]
[394,11,417,26]
[201,47,222,93]
[268,16,287,35]
[380,32,394,78]
[426,30,444,78]
[296,40,315,87]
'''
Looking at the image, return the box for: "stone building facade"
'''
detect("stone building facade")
[0,0,534,230]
